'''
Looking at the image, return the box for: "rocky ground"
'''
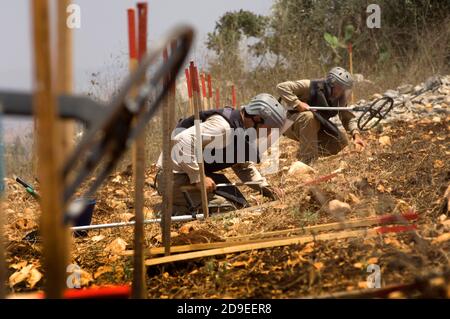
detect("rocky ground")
[2,75,449,298]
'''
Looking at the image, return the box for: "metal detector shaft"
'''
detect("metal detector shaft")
[70,214,205,231]
[308,106,356,111]
[180,181,263,192]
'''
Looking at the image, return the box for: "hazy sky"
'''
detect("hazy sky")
[0,0,274,93]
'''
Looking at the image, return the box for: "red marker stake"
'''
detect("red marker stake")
[189,62,209,219]
[185,68,193,115]
[127,9,137,62]
[231,85,236,108]
[207,74,212,110]
[200,72,207,110]
[132,2,148,299]
[161,46,175,259]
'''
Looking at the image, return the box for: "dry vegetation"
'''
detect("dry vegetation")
[2,0,449,299]
[2,76,449,298]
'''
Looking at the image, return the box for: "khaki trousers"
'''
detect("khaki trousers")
[284,111,349,163]
[155,170,235,216]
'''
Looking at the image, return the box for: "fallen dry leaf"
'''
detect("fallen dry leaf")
[313,262,324,271]
[119,213,134,222]
[79,269,94,287]
[231,261,247,268]
[328,200,351,218]
[348,193,361,204]
[28,268,43,289]
[434,160,444,169]
[94,266,113,279]
[432,233,450,244]
[358,281,368,289]
[179,222,200,234]
[10,261,28,270]
[353,262,364,269]
[388,291,406,299]
[9,264,33,288]
[13,218,37,231]
[379,136,391,147]
[384,237,403,248]
[24,208,34,216]
[367,257,379,264]
[300,242,315,255]
[287,161,316,175]
[91,235,105,242]
[114,189,127,197]
[105,238,128,255]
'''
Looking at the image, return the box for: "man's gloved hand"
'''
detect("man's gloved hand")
[195,177,216,193]
[260,185,284,201]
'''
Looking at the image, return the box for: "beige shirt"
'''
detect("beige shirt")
[276,79,359,135]
[156,114,268,188]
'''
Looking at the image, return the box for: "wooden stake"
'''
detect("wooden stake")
[189,62,209,219]
[32,0,68,298]
[145,226,415,267]
[200,72,208,110]
[131,2,147,299]
[185,68,193,115]
[348,42,354,104]
[160,40,178,257]
[161,47,175,257]
[207,74,212,110]
[124,211,418,257]
[56,0,75,160]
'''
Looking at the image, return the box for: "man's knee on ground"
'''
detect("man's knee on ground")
[300,111,316,122]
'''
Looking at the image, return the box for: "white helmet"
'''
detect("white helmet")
[244,93,287,128]
[327,67,354,88]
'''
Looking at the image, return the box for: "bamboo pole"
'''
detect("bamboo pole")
[123,210,418,257]
[200,72,208,110]
[161,46,174,257]
[189,62,209,218]
[145,225,416,267]
[32,0,68,298]
[57,0,75,160]
[231,85,236,108]
[207,74,212,110]
[130,2,147,299]
[185,68,193,115]
[161,40,178,256]
[348,42,354,104]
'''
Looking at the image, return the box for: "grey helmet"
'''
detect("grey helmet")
[243,93,287,128]
[327,67,354,88]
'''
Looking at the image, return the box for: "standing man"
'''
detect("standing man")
[155,93,286,215]
[276,67,366,164]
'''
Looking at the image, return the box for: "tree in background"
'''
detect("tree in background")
[205,0,450,99]
[206,10,268,83]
